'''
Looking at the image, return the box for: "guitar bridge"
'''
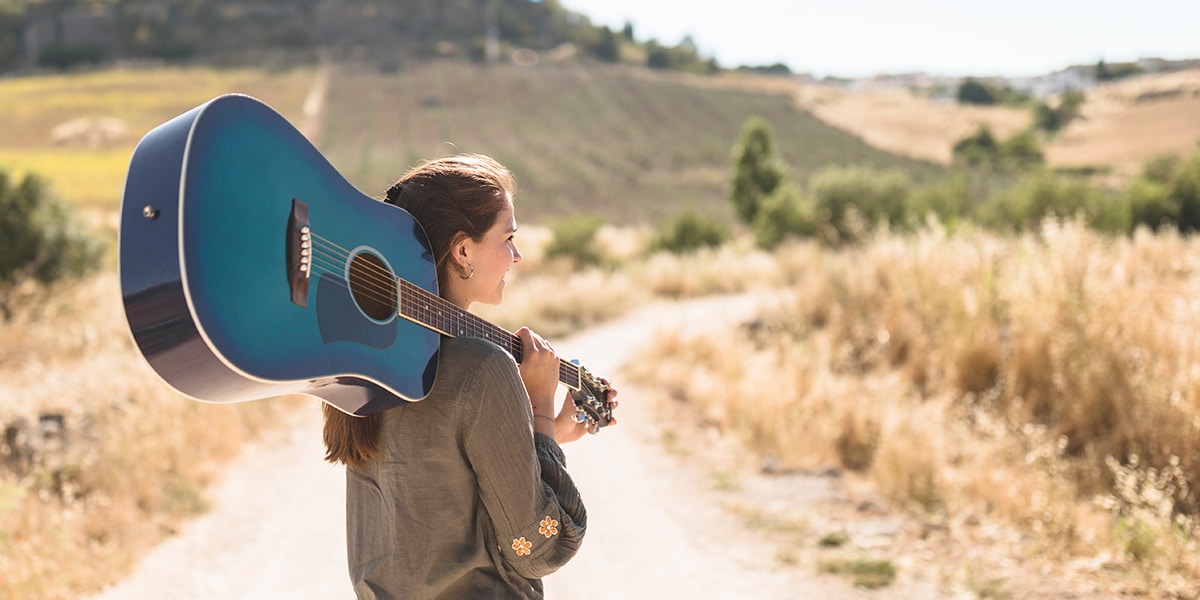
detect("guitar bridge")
[287,198,311,307]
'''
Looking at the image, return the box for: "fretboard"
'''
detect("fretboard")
[396,278,583,390]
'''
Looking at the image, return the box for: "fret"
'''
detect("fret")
[395,277,581,389]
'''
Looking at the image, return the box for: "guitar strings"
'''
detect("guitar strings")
[304,232,582,384]
[315,232,585,387]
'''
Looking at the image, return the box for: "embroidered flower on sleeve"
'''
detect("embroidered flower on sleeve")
[539,516,559,538]
[512,537,532,556]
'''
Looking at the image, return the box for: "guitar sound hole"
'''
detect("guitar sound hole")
[348,252,396,321]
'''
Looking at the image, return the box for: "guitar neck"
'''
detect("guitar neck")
[396,279,583,390]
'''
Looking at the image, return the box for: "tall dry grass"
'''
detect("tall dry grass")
[629,221,1200,593]
[0,274,296,599]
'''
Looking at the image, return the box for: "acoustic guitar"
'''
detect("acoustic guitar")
[118,93,612,429]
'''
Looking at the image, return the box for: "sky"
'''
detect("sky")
[556,0,1200,79]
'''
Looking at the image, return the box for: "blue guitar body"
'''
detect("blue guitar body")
[119,94,440,416]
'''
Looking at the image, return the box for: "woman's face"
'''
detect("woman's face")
[448,199,523,308]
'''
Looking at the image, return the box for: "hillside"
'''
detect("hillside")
[316,61,942,223]
[0,61,942,227]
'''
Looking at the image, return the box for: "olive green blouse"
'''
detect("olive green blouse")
[344,336,587,599]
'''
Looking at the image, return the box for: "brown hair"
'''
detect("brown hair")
[322,154,517,467]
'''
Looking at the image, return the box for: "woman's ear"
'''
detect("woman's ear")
[448,231,471,268]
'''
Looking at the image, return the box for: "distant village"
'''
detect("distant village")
[797,56,1200,99]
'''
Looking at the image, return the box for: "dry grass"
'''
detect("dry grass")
[629,222,1200,595]
[1046,69,1200,176]
[792,84,1031,165]
[0,274,296,599]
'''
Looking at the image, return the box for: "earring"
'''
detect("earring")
[458,263,475,280]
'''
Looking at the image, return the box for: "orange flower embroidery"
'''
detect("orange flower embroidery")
[512,537,532,556]
[539,516,559,538]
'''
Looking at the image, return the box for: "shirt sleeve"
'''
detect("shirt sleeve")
[459,342,587,580]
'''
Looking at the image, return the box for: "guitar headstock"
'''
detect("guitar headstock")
[569,361,614,434]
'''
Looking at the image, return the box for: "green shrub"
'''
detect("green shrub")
[36,43,104,70]
[1172,155,1200,233]
[810,166,911,244]
[907,175,971,227]
[652,210,730,254]
[0,170,104,319]
[952,125,1000,167]
[998,129,1045,169]
[953,126,1044,171]
[974,172,1124,233]
[1124,153,1200,233]
[544,214,608,267]
[752,183,815,249]
[1126,178,1177,232]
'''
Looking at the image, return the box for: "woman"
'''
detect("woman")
[322,154,616,599]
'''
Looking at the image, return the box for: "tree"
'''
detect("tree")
[621,22,634,41]
[730,117,785,225]
[1034,90,1085,133]
[0,171,103,319]
[1122,153,1200,234]
[952,126,1043,171]
[587,25,619,63]
[952,125,999,166]
[956,78,997,105]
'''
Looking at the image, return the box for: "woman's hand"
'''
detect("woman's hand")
[516,327,560,438]
[553,377,619,445]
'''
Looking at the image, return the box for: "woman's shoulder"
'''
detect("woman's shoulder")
[437,337,520,386]
[440,335,512,363]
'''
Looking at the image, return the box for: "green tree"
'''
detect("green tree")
[1127,178,1176,232]
[584,25,620,63]
[1034,90,1085,133]
[952,125,999,166]
[953,126,1044,171]
[1125,153,1200,233]
[730,116,785,225]
[651,210,729,254]
[956,78,997,105]
[0,170,103,319]
[1173,155,1200,233]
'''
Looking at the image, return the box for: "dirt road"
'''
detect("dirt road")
[88,294,950,599]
